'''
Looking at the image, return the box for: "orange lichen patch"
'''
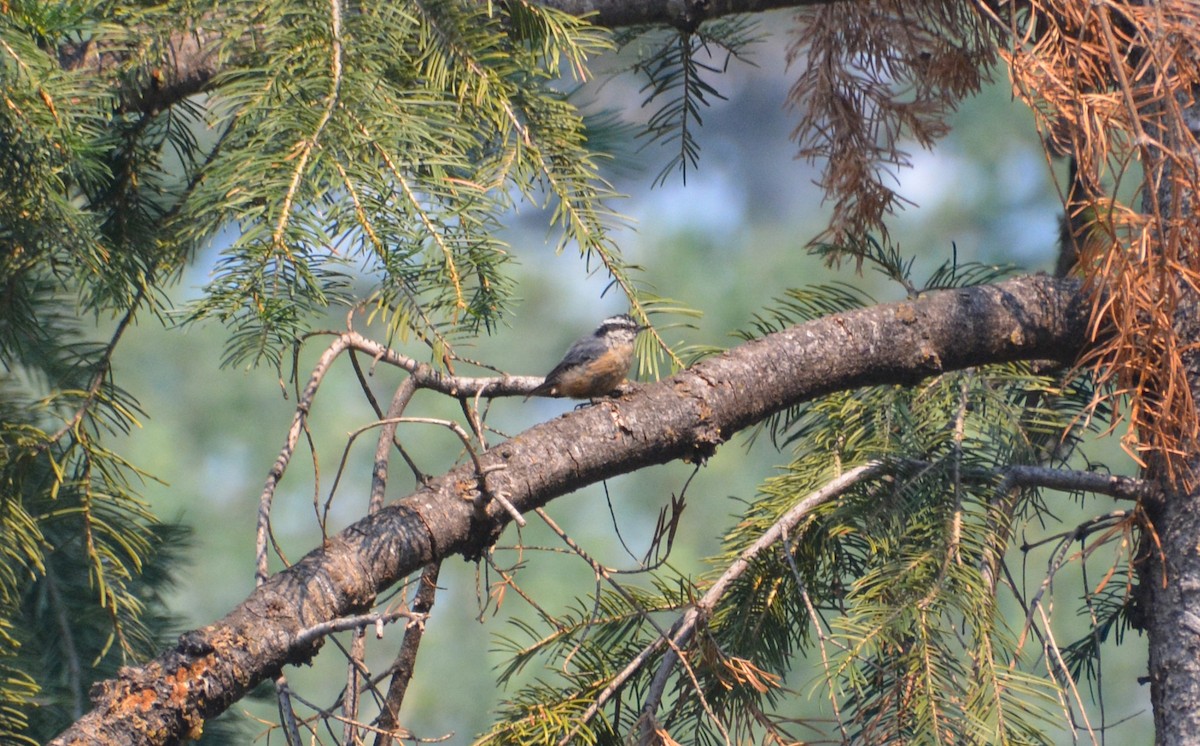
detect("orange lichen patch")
[164,656,213,706]
[131,688,157,712]
[455,477,477,501]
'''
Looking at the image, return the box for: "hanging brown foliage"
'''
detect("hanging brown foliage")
[789,0,1200,483]
[786,0,995,248]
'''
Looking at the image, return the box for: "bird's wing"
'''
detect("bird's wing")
[528,338,597,395]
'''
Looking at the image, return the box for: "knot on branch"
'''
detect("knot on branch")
[669,0,709,33]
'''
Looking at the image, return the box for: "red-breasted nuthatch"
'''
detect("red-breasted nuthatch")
[526,314,645,399]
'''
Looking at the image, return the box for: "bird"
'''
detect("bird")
[525,314,645,400]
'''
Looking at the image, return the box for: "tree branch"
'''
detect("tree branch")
[50,274,1089,746]
[535,0,837,32]
[58,28,225,115]
[58,0,834,118]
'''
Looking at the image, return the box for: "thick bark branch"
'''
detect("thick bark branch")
[50,274,1087,746]
[535,0,835,31]
[60,0,829,116]
[59,29,224,115]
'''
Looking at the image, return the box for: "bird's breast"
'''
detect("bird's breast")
[554,347,634,398]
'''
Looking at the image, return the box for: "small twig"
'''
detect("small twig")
[480,550,559,622]
[1079,537,1107,738]
[781,526,848,742]
[343,628,365,746]
[302,414,325,537]
[287,685,453,743]
[1019,510,1130,553]
[639,465,698,569]
[537,506,723,746]
[341,331,542,398]
[256,330,546,585]
[256,335,352,585]
[370,378,419,512]
[1001,464,1157,502]
[1014,509,1132,673]
[331,411,526,529]
[395,416,525,526]
[462,384,492,448]
[349,349,427,484]
[293,609,426,649]
[275,675,304,746]
[637,638,684,744]
[454,389,526,525]
[324,419,395,537]
[1037,602,1100,744]
[373,562,442,746]
[900,457,1157,504]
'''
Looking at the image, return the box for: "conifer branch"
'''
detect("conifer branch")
[620,461,886,744]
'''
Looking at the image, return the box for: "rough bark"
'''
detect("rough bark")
[1144,355,1200,745]
[49,275,1087,746]
[534,0,835,30]
[1140,91,1200,745]
[59,28,224,115]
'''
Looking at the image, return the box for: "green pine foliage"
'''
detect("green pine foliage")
[0,0,634,738]
[617,17,760,188]
[176,0,622,367]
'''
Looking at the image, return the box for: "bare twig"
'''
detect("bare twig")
[339,331,542,398]
[275,675,304,746]
[481,550,560,622]
[348,349,427,483]
[370,378,420,512]
[781,526,848,741]
[256,329,547,583]
[537,507,725,746]
[256,335,352,584]
[1037,602,1099,744]
[344,374,422,743]
[1001,465,1157,502]
[293,609,426,649]
[392,416,525,526]
[343,632,365,746]
[373,562,442,746]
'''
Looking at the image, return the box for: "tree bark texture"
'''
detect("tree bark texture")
[1143,358,1200,745]
[49,275,1087,745]
[1140,90,1200,746]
